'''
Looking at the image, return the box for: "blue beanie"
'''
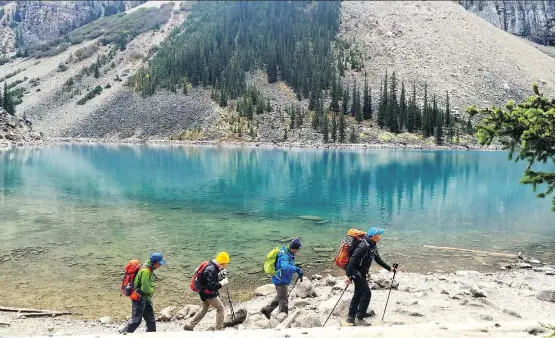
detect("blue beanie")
[368,227,385,237]
[289,238,302,250]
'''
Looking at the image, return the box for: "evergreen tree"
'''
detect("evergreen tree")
[406,83,415,132]
[183,79,188,95]
[378,71,388,128]
[330,75,340,113]
[445,91,453,142]
[266,48,278,83]
[3,82,14,115]
[266,99,272,112]
[422,84,430,137]
[219,89,227,107]
[256,99,264,115]
[331,111,337,143]
[399,82,407,131]
[350,79,357,117]
[339,109,346,142]
[349,124,357,143]
[363,72,372,120]
[342,85,349,115]
[387,71,399,133]
[296,106,303,128]
[433,94,443,144]
[355,87,362,122]
[322,110,329,143]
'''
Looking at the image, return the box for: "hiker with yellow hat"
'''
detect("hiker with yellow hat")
[184,251,230,331]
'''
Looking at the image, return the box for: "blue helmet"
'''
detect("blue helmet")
[150,252,166,266]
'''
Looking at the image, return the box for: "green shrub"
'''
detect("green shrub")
[77,85,103,105]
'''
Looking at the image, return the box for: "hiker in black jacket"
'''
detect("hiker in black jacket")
[344,227,397,326]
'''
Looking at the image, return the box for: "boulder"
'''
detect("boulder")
[528,259,541,264]
[325,275,336,286]
[318,293,351,317]
[502,308,522,318]
[98,316,112,324]
[470,285,487,298]
[332,281,347,291]
[371,277,399,290]
[480,314,493,321]
[293,311,322,328]
[291,279,317,298]
[183,305,200,318]
[316,286,333,300]
[255,284,276,296]
[312,274,323,280]
[158,306,176,322]
[517,262,532,269]
[276,312,288,323]
[176,306,190,319]
[292,298,310,308]
[223,308,247,328]
[269,318,280,328]
[536,290,555,303]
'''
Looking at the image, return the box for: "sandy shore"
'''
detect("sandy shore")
[1,269,553,337]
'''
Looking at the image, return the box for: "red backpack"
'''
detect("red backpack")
[334,229,367,270]
[190,261,210,292]
[121,259,142,298]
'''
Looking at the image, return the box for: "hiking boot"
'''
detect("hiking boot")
[260,308,271,320]
[354,317,370,326]
[183,324,193,331]
[342,316,355,326]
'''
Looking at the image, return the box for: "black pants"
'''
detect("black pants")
[348,274,371,319]
[124,298,156,332]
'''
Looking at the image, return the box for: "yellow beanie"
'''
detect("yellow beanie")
[216,251,230,265]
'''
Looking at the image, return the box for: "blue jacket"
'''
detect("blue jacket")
[272,246,299,285]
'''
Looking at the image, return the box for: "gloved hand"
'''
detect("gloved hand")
[220,278,229,287]
[345,276,351,285]
[298,268,304,282]
[218,269,228,280]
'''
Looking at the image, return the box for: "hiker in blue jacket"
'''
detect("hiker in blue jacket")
[260,238,303,317]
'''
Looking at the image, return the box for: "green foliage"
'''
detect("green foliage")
[467,85,555,210]
[349,124,357,143]
[3,82,15,115]
[133,1,340,101]
[6,77,26,90]
[77,85,103,105]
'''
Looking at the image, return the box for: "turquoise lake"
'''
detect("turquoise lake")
[0,144,554,317]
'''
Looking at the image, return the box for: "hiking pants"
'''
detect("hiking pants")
[263,284,289,314]
[125,298,156,332]
[348,274,371,319]
[188,296,225,330]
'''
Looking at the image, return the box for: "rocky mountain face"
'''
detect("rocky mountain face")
[0,109,42,148]
[0,1,144,54]
[460,0,555,46]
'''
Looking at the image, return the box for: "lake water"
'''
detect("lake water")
[1,144,554,318]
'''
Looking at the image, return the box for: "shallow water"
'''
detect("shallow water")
[0,144,554,318]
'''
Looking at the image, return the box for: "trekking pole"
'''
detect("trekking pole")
[287,277,299,298]
[224,285,236,322]
[322,283,349,327]
[381,263,399,321]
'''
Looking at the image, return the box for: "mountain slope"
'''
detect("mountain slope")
[0,1,552,143]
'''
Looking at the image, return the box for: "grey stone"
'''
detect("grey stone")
[293,312,322,328]
[502,308,522,318]
[536,290,555,303]
[157,306,176,322]
[98,316,112,324]
[325,275,336,286]
[291,279,317,299]
[276,312,288,323]
[254,284,276,296]
[470,284,487,298]
[480,314,493,321]
[517,262,532,269]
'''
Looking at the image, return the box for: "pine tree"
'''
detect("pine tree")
[256,99,264,115]
[378,71,388,128]
[387,71,399,133]
[445,91,453,142]
[349,124,357,143]
[434,94,443,144]
[323,110,329,143]
[422,84,429,137]
[350,79,357,117]
[342,85,349,115]
[399,82,407,131]
[363,72,372,120]
[406,83,415,132]
[414,83,422,132]
[183,79,188,95]
[219,89,227,107]
[331,111,337,143]
[4,82,14,115]
[355,87,362,122]
[339,109,346,143]
[266,99,272,112]
[330,75,340,113]
[296,106,303,128]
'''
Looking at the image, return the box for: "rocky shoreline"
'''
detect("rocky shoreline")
[0,136,501,152]
[1,268,553,337]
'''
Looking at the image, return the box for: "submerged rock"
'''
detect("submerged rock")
[298,215,322,221]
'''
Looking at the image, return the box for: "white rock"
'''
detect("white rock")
[528,259,541,264]
[470,285,487,298]
[318,293,352,317]
[255,284,276,296]
[536,290,555,303]
[312,274,323,280]
[291,279,317,299]
[99,316,112,324]
[480,314,493,321]
[292,298,310,308]
[158,306,176,322]
[517,262,532,269]
[176,306,190,319]
[325,275,336,286]
[293,312,322,328]
[503,83,510,90]
[316,286,333,300]
[276,312,288,323]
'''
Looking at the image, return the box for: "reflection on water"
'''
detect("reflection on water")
[0,144,554,318]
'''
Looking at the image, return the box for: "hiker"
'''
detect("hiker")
[260,238,304,318]
[344,227,397,326]
[184,251,230,331]
[121,253,166,333]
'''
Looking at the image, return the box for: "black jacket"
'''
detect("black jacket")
[200,260,223,300]
[346,237,391,278]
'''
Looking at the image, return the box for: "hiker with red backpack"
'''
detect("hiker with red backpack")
[120,253,166,333]
[340,227,397,326]
[260,238,303,318]
[184,251,230,331]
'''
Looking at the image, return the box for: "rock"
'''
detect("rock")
[480,314,493,321]
[184,305,200,318]
[293,312,322,328]
[533,267,554,273]
[318,294,351,317]
[536,290,555,303]
[502,308,522,318]
[224,308,247,328]
[528,259,541,264]
[526,325,546,335]
[325,275,336,286]
[503,83,510,90]
[158,306,176,322]
[312,247,334,253]
[332,281,347,291]
[316,286,333,300]
[255,284,276,296]
[292,299,310,308]
[276,312,288,323]
[396,300,418,306]
[370,277,399,290]
[291,279,316,298]
[449,294,462,300]
[298,215,321,221]
[470,285,487,298]
[365,308,376,318]
[440,289,449,295]
[312,274,323,280]
[98,316,112,324]
[455,270,480,276]
[176,306,190,319]
[517,262,532,269]
[269,318,280,328]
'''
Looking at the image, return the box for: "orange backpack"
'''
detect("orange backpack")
[190,261,210,292]
[334,229,367,270]
[121,259,142,299]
